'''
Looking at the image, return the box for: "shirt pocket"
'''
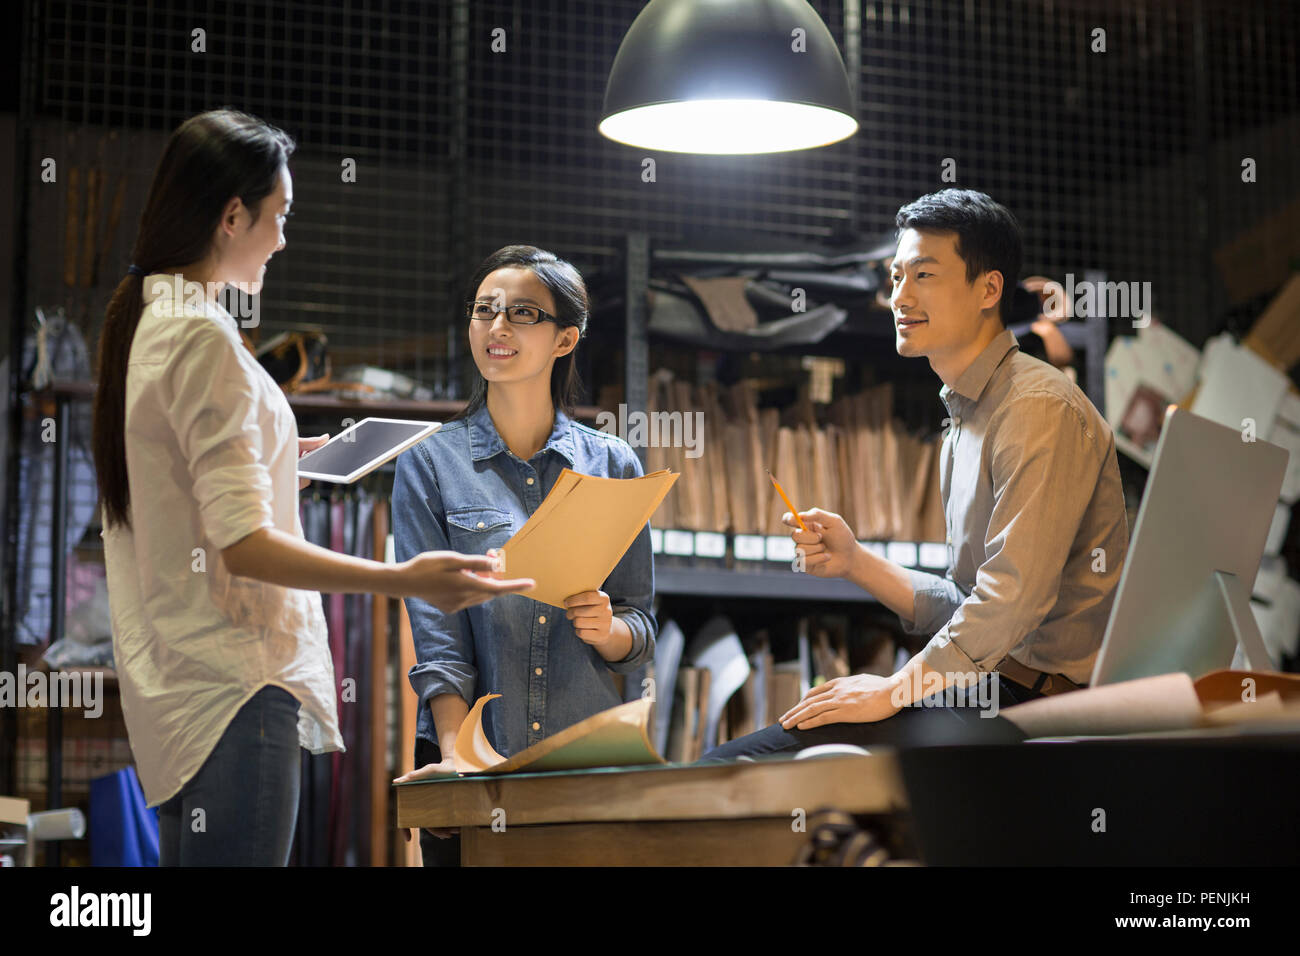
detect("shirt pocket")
[444,506,515,555]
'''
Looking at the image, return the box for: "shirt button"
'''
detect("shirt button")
[532,722,540,731]
[526,477,535,485]
[538,615,547,624]
[535,667,542,676]
[476,521,485,529]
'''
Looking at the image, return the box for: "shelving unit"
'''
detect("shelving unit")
[617,231,1112,604]
[658,566,878,602]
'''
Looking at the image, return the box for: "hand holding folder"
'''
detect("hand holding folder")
[499,467,678,609]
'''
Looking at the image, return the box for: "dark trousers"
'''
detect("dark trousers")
[413,736,461,867]
[698,674,1043,762]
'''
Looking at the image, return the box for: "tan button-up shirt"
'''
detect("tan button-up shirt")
[901,328,1129,685]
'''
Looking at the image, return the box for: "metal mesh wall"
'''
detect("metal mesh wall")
[22,0,1300,391]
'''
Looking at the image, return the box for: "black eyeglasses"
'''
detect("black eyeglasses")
[467,300,558,326]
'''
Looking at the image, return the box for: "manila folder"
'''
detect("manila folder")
[502,467,677,609]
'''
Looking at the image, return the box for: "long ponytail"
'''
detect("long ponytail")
[93,109,294,530]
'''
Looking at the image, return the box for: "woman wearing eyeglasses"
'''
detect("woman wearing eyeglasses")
[391,245,657,865]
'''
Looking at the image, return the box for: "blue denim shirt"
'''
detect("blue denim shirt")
[392,403,657,762]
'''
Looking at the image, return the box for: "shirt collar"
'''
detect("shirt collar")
[941,328,1019,405]
[467,401,577,466]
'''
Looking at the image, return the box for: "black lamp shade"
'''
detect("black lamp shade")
[600,0,858,154]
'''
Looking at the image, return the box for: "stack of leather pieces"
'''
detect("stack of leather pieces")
[644,372,945,542]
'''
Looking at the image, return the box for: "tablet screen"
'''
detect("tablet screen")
[296,417,440,483]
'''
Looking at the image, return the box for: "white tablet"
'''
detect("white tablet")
[296,417,441,484]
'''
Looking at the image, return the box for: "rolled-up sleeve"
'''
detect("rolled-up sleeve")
[601,446,657,672]
[161,322,274,551]
[901,568,968,636]
[921,391,1101,675]
[392,445,478,708]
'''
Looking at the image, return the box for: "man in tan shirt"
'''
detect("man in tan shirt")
[702,189,1129,759]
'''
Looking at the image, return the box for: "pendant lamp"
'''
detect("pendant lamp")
[599,0,858,154]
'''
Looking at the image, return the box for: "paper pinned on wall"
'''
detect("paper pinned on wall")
[1140,320,1201,403]
[500,467,678,609]
[1105,320,1201,467]
[1191,333,1288,437]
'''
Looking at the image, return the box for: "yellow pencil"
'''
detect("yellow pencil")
[768,471,809,533]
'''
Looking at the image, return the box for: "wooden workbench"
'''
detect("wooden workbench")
[395,752,908,866]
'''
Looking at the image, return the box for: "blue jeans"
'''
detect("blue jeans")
[157,685,302,866]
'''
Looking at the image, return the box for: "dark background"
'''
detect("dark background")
[5,0,1298,398]
[3,0,1299,867]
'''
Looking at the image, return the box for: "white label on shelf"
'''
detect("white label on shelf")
[765,535,797,562]
[664,529,695,556]
[694,532,727,558]
[734,534,767,561]
[918,542,947,568]
[861,541,887,558]
[886,542,918,567]
[650,528,663,554]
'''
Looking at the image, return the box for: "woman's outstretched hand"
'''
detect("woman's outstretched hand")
[400,552,534,613]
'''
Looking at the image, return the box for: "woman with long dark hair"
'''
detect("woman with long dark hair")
[390,245,657,865]
[93,110,532,866]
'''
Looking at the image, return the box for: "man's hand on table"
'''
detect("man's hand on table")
[779,673,905,730]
